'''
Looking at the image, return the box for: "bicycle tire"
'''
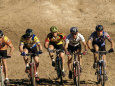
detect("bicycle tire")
[74,63,80,86]
[59,57,63,83]
[97,62,101,84]
[31,59,37,86]
[101,61,105,86]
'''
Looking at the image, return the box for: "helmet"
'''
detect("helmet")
[0,30,4,37]
[25,29,33,37]
[70,27,78,34]
[96,25,103,31]
[50,26,58,33]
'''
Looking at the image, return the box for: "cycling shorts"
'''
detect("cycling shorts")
[49,42,64,53]
[0,50,7,59]
[23,46,38,56]
[92,42,106,51]
[68,44,81,53]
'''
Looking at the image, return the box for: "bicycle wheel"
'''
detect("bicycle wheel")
[30,59,37,86]
[97,63,101,84]
[0,68,5,86]
[59,57,63,83]
[74,63,80,86]
[101,62,105,86]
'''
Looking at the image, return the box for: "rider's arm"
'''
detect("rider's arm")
[44,41,49,49]
[64,42,69,52]
[87,39,93,50]
[87,33,94,50]
[34,36,43,51]
[105,32,114,49]
[4,36,14,56]
[19,37,24,53]
[19,44,24,53]
[79,33,87,51]
[44,37,50,49]
[82,41,87,51]
[8,43,14,56]
[64,35,70,52]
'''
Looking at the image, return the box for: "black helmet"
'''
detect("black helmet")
[0,30,4,37]
[25,29,33,37]
[70,27,78,34]
[96,25,103,31]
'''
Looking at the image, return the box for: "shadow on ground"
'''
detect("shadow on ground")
[7,78,97,86]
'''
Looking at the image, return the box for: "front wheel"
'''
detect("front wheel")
[73,63,80,86]
[56,57,63,83]
[30,59,37,86]
[101,62,106,86]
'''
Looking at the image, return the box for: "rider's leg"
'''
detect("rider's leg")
[48,45,54,60]
[67,55,72,71]
[67,55,72,79]
[59,52,65,71]
[2,59,8,79]
[93,44,99,63]
[34,56,39,74]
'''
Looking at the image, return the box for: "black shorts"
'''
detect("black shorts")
[49,42,64,52]
[68,44,81,53]
[0,50,7,59]
[92,42,106,51]
[23,46,38,54]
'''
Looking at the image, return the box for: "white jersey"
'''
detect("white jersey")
[66,33,85,46]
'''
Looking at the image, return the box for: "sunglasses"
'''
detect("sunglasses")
[71,33,78,35]
[97,30,103,32]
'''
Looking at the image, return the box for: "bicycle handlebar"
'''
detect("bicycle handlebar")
[94,51,109,54]
[26,52,41,56]
[48,49,62,53]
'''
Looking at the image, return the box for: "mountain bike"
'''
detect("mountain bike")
[49,49,63,83]
[72,51,83,86]
[0,56,11,86]
[93,51,111,86]
[26,52,41,86]
[72,52,82,86]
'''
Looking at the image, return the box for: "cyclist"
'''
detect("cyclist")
[44,26,66,77]
[87,25,114,79]
[64,27,87,79]
[0,30,14,83]
[19,29,43,81]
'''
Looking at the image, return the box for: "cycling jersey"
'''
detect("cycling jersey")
[89,31,112,46]
[0,35,12,50]
[66,33,85,46]
[45,32,66,45]
[20,34,40,48]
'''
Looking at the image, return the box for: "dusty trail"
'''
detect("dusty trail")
[0,0,115,86]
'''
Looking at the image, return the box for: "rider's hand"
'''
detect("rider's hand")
[90,49,96,53]
[83,50,87,55]
[21,52,26,56]
[108,48,114,53]
[47,48,52,52]
[38,50,43,54]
